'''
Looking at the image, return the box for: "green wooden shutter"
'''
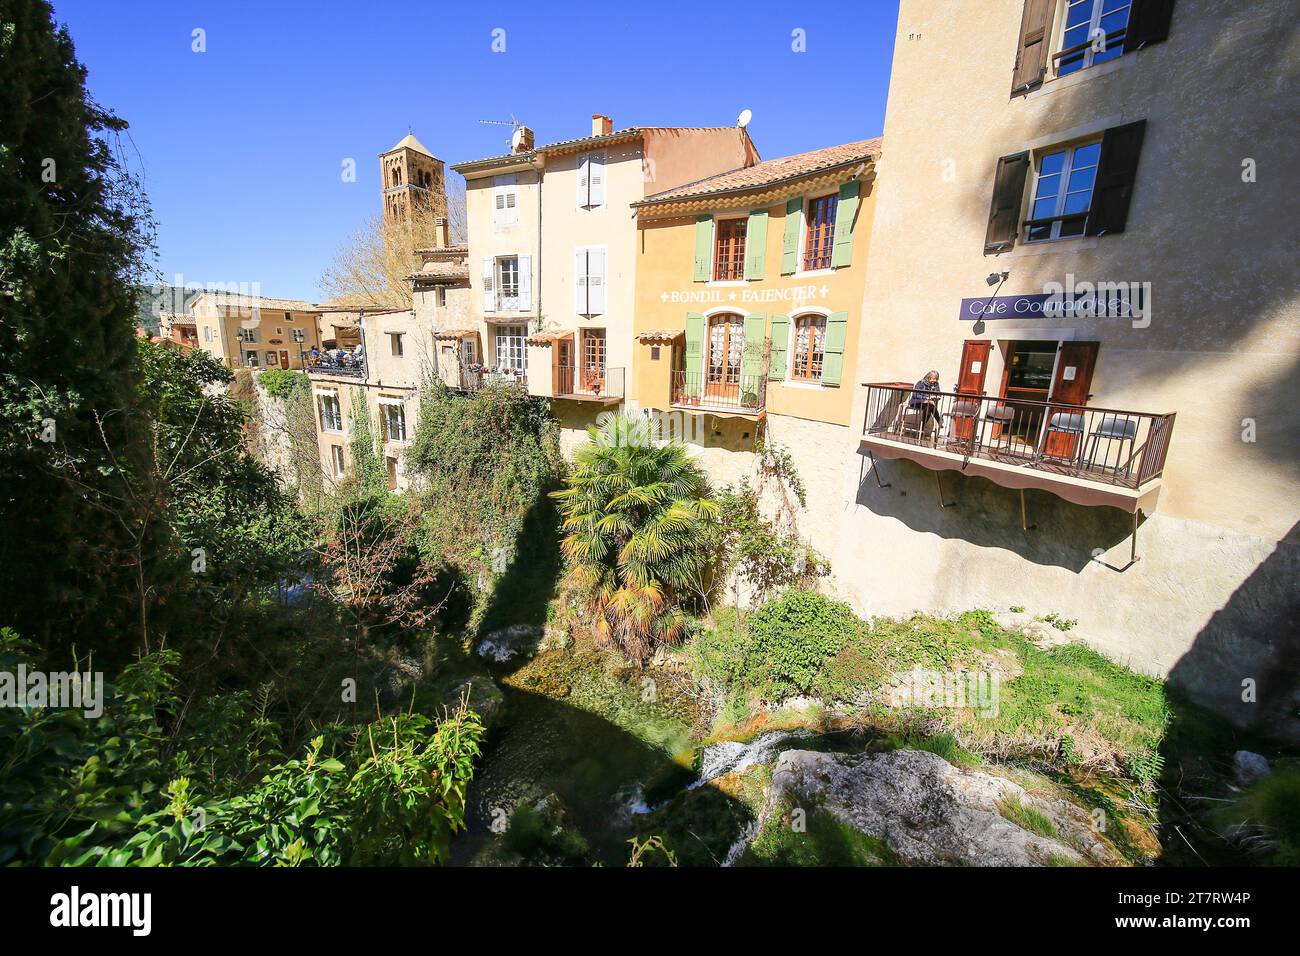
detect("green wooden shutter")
[684,312,704,397]
[830,181,860,268]
[768,314,789,380]
[780,198,800,274]
[744,209,768,280]
[692,216,714,282]
[821,311,848,386]
[742,313,766,383]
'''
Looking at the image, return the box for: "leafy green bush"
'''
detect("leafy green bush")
[747,591,862,697]
[258,367,308,400]
[715,481,829,604]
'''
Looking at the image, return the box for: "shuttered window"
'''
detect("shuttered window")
[1026,141,1100,241]
[714,219,747,281]
[984,152,1031,254]
[577,151,606,208]
[382,403,407,443]
[574,247,606,316]
[318,395,343,433]
[497,256,520,298]
[495,324,527,374]
[792,315,827,381]
[803,195,838,271]
[493,175,518,227]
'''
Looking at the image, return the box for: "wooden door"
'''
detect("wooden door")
[706,314,743,398]
[582,329,605,394]
[554,338,572,394]
[1043,341,1099,459]
[953,339,991,441]
[279,350,290,368]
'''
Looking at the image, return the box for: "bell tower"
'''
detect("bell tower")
[379,132,447,227]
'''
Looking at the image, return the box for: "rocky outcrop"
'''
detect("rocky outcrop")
[760,748,1122,866]
[475,624,543,662]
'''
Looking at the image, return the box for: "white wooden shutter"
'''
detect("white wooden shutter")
[576,154,590,207]
[494,174,517,227]
[587,248,606,315]
[588,152,606,207]
[517,254,532,311]
[482,257,495,312]
[574,247,588,314]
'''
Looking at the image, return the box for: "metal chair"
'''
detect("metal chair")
[1039,412,1086,472]
[943,399,980,450]
[979,404,1016,456]
[1084,415,1138,477]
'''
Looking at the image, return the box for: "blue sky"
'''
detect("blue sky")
[50,0,900,300]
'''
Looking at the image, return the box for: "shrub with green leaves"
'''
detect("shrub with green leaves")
[746,590,863,697]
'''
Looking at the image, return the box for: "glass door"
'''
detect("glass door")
[706,314,743,399]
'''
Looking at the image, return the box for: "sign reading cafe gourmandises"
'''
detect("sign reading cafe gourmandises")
[959,277,1152,328]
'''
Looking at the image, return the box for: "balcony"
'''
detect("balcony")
[860,384,1174,513]
[671,371,767,417]
[437,360,526,393]
[304,350,366,379]
[554,366,625,404]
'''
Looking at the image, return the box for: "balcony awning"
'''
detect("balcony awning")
[859,434,1163,514]
[529,330,573,345]
[433,328,477,340]
[638,329,684,343]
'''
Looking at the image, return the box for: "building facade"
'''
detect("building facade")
[190,291,323,370]
[832,0,1298,737]
[630,140,880,552]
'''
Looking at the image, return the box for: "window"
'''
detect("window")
[318,394,343,432]
[1056,0,1131,77]
[204,326,212,342]
[493,175,519,227]
[283,311,292,322]
[291,328,305,343]
[498,256,520,298]
[389,332,404,357]
[576,151,606,208]
[1026,141,1100,241]
[330,445,346,478]
[244,351,259,367]
[713,218,747,281]
[803,195,838,271]
[266,351,279,366]
[236,326,259,343]
[436,287,446,307]
[495,324,527,374]
[792,315,827,381]
[382,403,407,443]
[574,247,606,316]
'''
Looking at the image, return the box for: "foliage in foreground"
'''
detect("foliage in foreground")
[0,630,483,866]
[552,413,718,660]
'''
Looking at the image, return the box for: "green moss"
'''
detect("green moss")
[743,797,895,867]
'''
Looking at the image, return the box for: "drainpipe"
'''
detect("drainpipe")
[535,155,543,332]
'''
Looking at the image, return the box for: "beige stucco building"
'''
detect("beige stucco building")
[189,291,323,370]
[821,0,1298,738]
[449,116,760,451]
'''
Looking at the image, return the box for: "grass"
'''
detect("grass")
[997,796,1059,839]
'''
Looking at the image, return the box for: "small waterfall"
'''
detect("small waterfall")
[721,819,760,867]
[691,729,812,788]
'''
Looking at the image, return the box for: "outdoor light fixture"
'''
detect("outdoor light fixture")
[986,267,1009,286]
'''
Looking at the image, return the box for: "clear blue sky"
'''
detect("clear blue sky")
[50,0,900,301]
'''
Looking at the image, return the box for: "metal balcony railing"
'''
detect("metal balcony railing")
[555,366,625,400]
[671,371,767,414]
[303,351,366,378]
[862,384,1175,489]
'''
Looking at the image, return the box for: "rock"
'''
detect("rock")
[761,748,1120,866]
[779,695,823,713]
[442,675,505,729]
[539,624,570,652]
[1233,750,1271,786]
[475,624,543,662]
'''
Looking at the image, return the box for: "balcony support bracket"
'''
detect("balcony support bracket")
[1019,488,1036,531]
[936,471,955,509]
[866,451,891,489]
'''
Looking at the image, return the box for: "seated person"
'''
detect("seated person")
[908,370,942,430]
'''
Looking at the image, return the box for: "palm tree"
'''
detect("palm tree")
[551,412,718,659]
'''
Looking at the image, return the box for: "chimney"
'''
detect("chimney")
[512,125,535,153]
[591,114,613,137]
[435,217,451,248]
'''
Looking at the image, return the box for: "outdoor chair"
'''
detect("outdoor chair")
[1038,412,1087,471]
[1084,415,1139,477]
[979,404,1016,456]
[943,399,980,448]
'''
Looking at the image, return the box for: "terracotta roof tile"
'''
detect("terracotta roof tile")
[635,138,881,206]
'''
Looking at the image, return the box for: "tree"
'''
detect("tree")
[0,0,155,654]
[551,412,719,660]
[318,180,467,309]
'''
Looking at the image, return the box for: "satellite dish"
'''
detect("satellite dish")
[737,109,752,129]
[510,126,526,151]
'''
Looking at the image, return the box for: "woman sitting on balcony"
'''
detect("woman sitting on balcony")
[908,370,943,431]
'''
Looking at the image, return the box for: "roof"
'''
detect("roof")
[385,133,436,158]
[414,244,469,256]
[453,124,755,171]
[528,329,574,344]
[634,138,881,207]
[433,328,478,339]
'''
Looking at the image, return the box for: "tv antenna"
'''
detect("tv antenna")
[479,115,525,150]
